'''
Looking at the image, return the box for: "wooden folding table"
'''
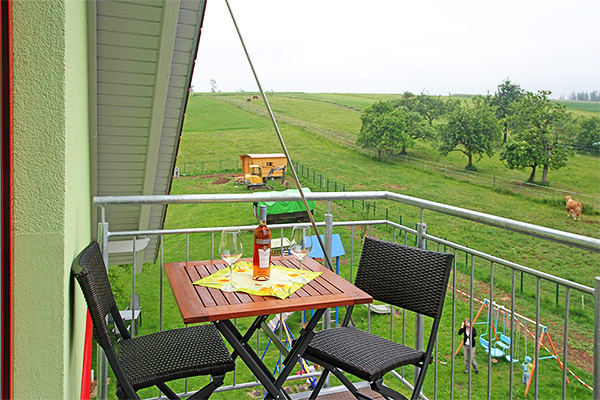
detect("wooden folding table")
[165,256,372,400]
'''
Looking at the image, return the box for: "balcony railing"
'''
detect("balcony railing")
[93,191,600,400]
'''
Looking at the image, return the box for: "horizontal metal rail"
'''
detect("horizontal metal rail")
[95,191,600,254]
[423,232,595,295]
[106,218,594,299]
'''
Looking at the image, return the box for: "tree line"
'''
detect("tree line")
[559,91,600,102]
[356,80,600,185]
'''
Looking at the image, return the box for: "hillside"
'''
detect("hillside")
[185,93,600,202]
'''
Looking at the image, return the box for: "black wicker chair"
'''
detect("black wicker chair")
[302,237,454,400]
[72,241,235,399]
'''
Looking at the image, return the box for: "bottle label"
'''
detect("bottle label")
[258,247,270,269]
[255,239,270,245]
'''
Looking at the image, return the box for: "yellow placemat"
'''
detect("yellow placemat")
[193,261,321,299]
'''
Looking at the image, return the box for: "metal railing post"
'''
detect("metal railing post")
[323,213,334,390]
[97,221,109,400]
[98,222,109,268]
[594,277,600,400]
[324,213,333,330]
[415,223,426,386]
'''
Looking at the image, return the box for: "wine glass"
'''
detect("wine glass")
[290,225,313,283]
[219,230,243,292]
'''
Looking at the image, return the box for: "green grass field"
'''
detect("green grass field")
[105,92,599,399]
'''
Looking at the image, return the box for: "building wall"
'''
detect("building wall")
[12,0,90,398]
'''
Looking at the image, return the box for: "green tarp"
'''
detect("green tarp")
[258,188,315,215]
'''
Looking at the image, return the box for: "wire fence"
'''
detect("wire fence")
[175,160,242,176]
[175,157,599,210]
[393,154,599,209]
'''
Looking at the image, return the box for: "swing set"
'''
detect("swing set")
[454,298,569,396]
[260,313,317,389]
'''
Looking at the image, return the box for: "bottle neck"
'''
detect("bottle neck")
[258,219,267,226]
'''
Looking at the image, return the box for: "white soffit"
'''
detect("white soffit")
[91,0,206,265]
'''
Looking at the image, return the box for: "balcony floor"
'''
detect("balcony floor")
[290,383,385,400]
[317,388,384,400]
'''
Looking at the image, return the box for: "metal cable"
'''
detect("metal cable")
[224,0,333,271]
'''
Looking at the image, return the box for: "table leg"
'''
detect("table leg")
[266,308,327,400]
[214,319,291,400]
[230,314,269,360]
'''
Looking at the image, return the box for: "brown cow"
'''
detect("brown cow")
[252,95,259,100]
[246,98,252,102]
[564,196,582,220]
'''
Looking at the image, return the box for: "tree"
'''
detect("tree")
[501,91,575,184]
[499,140,542,182]
[438,97,502,170]
[393,93,448,127]
[397,106,436,154]
[489,79,524,143]
[575,115,600,153]
[357,101,407,161]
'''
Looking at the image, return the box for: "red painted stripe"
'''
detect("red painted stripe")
[80,311,92,400]
[1,0,14,397]
[7,0,13,397]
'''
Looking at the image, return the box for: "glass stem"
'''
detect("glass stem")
[229,264,234,285]
[299,258,303,272]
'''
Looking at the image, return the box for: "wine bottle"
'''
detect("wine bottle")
[253,205,271,281]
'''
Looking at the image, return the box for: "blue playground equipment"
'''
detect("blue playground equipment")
[260,316,317,388]
[476,299,505,357]
[454,298,575,392]
[308,234,345,326]
[494,311,514,361]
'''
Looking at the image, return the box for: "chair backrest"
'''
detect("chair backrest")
[72,241,119,349]
[354,237,453,319]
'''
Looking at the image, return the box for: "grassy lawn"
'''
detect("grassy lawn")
[103,92,599,399]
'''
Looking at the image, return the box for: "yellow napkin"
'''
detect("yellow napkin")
[193,261,321,299]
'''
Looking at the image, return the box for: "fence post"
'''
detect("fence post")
[415,223,427,390]
[594,277,600,399]
[521,271,524,293]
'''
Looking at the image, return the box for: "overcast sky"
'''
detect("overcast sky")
[191,0,599,98]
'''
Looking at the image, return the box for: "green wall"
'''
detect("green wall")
[12,0,90,398]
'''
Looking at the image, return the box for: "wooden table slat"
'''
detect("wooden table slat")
[165,256,372,324]
[283,258,342,296]
[187,264,217,308]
